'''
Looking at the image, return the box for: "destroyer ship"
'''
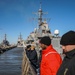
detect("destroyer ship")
[24,3,63,54]
[17,33,25,47]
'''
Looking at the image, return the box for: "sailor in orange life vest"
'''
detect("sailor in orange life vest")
[39,36,62,75]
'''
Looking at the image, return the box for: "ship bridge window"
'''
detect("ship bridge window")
[47,31,51,33]
[42,30,45,33]
[3,40,9,46]
[18,41,20,43]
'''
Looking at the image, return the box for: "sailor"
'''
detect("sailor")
[57,30,75,75]
[25,45,39,73]
[39,36,62,75]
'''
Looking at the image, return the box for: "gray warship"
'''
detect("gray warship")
[22,3,64,75]
[17,33,24,47]
[25,3,63,55]
[0,34,10,48]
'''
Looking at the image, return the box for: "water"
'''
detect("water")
[0,47,24,75]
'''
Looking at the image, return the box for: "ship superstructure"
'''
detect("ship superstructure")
[25,3,63,54]
[2,34,10,46]
[26,3,52,43]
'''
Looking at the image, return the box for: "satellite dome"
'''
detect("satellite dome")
[34,28,37,31]
[54,30,59,35]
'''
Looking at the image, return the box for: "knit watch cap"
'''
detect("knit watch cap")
[40,36,51,46]
[60,30,75,45]
[26,45,31,49]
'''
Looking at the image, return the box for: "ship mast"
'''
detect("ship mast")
[19,33,22,41]
[4,34,7,41]
[38,2,42,26]
[33,2,47,28]
[32,2,52,38]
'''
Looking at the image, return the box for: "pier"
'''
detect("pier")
[0,47,24,75]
